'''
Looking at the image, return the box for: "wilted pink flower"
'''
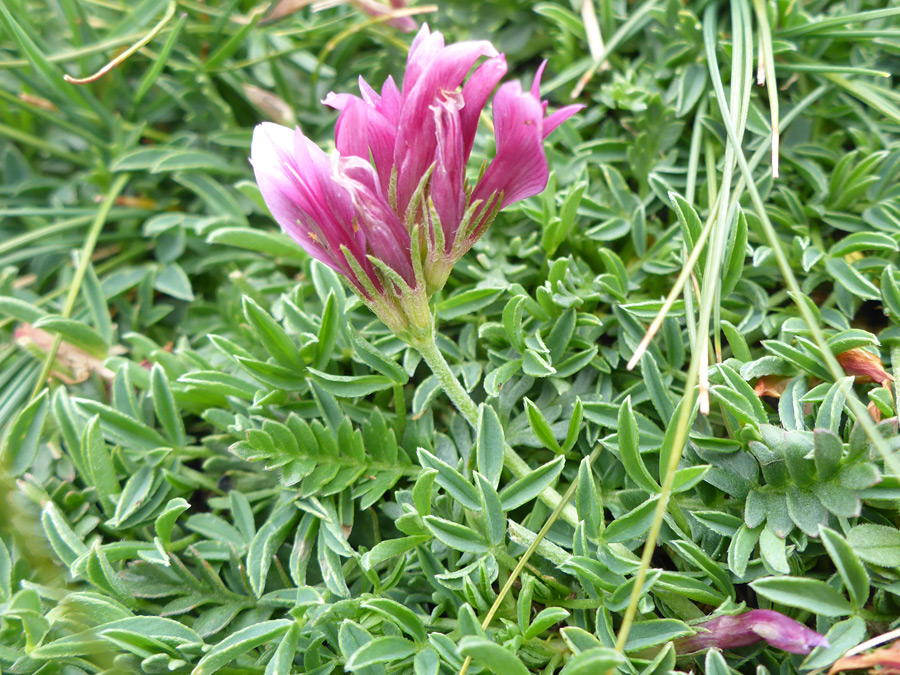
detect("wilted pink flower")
[251,25,582,338]
[350,0,418,32]
[675,610,830,655]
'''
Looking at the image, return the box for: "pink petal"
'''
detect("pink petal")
[675,610,830,656]
[431,90,466,247]
[334,97,397,194]
[334,155,415,285]
[472,81,548,209]
[350,0,417,32]
[322,91,356,111]
[543,104,585,139]
[403,25,444,95]
[459,54,508,158]
[379,76,402,127]
[250,123,381,293]
[394,34,498,214]
[531,60,548,99]
[358,76,380,106]
[250,123,338,268]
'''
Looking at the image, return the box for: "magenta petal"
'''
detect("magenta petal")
[459,54,508,158]
[675,610,830,656]
[322,91,356,111]
[531,60,548,99]
[358,76,380,106]
[472,81,548,209]
[334,98,396,193]
[251,123,370,285]
[350,0,417,32]
[250,124,335,267]
[543,103,585,139]
[334,155,415,284]
[404,25,445,95]
[747,611,830,654]
[379,76,402,126]
[395,38,499,214]
[431,90,466,246]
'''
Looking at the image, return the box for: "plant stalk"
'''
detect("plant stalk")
[411,325,580,529]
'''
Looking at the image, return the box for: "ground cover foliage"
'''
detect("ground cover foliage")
[1,0,900,673]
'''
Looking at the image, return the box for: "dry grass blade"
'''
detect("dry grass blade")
[63,1,176,84]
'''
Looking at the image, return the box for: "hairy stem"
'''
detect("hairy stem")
[411,326,579,528]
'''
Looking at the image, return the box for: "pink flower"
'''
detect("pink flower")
[675,610,830,655]
[250,25,582,336]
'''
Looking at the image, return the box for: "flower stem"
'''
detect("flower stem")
[411,327,579,528]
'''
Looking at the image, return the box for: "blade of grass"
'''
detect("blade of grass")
[777,6,900,38]
[63,0,176,84]
[752,0,779,177]
[570,0,659,98]
[457,445,603,675]
[707,9,900,481]
[627,83,827,372]
[26,174,130,402]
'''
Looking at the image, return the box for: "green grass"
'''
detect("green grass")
[1,1,900,674]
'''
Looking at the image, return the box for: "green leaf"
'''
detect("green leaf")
[154,263,195,301]
[603,496,659,543]
[458,637,530,675]
[423,516,488,554]
[315,292,339,370]
[349,327,407,383]
[192,620,291,675]
[2,389,49,476]
[32,316,108,356]
[820,526,869,609]
[615,396,659,492]
[558,647,626,675]
[247,502,300,597]
[524,607,570,640]
[242,297,304,371]
[475,472,506,547]
[264,623,300,675]
[362,599,427,643]
[111,147,233,174]
[750,576,852,616]
[83,416,120,517]
[846,524,900,567]
[41,502,87,567]
[207,227,306,261]
[437,288,502,320]
[346,636,417,670]
[477,404,506,487]
[825,257,880,300]
[307,368,393,397]
[499,456,565,511]
[150,365,185,447]
[0,295,48,323]
[155,498,191,546]
[624,619,692,651]
[524,398,561,453]
[417,448,480,510]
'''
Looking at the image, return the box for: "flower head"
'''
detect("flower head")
[675,610,830,655]
[250,25,582,339]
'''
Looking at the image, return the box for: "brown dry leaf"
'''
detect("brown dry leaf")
[19,93,57,111]
[262,0,313,23]
[754,375,792,399]
[115,195,158,209]
[837,348,893,386]
[828,640,900,674]
[243,84,295,127]
[868,400,882,423]
[15,323,121,385]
